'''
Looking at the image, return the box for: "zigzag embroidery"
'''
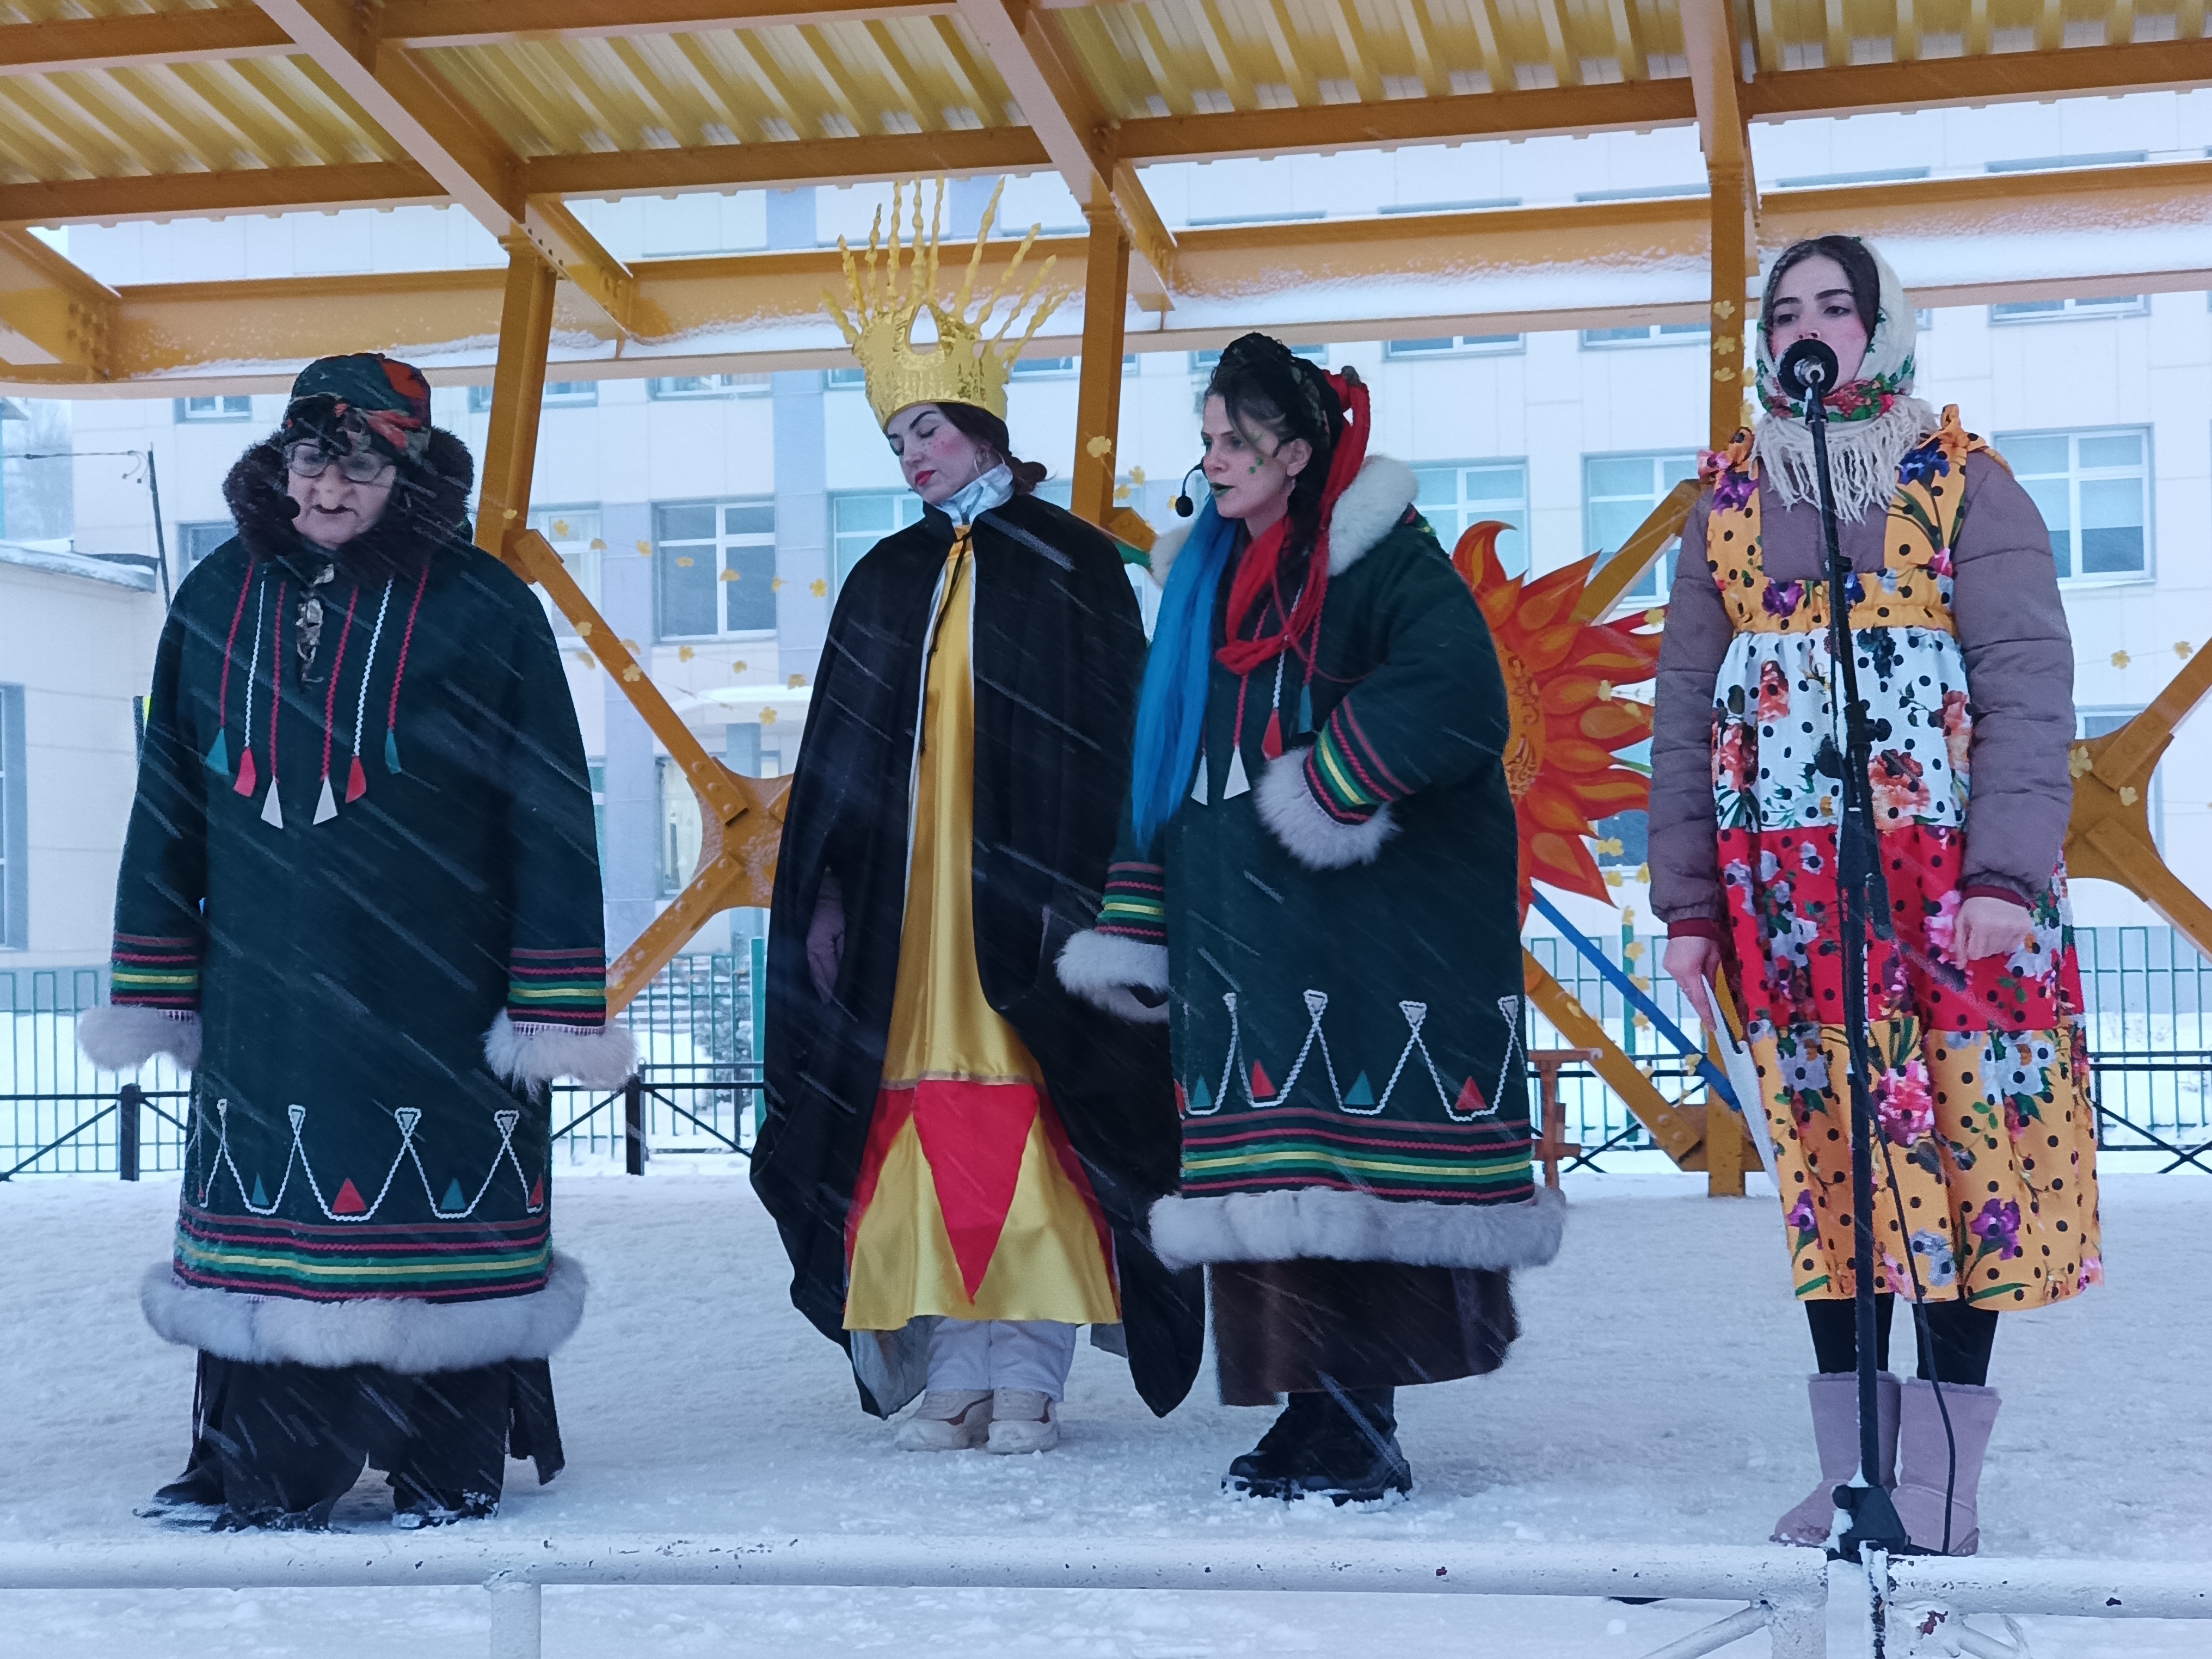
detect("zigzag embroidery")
[200,1099,545,1222]
[1190,991,1524,1119]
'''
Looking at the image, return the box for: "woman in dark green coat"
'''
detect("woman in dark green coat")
[1057,334,1563,1502]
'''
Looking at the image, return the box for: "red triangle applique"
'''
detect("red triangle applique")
[1175,1080,1188,1114]
[1261,708,1285,761]
[232,748,259,798]
[910,1080,1042,1301]
[1251,1061,1276,1099]
[527,1176,544,1208]
[331,1177,368,1215]
[346,754,368,804]
[1455,1077,1489,1116]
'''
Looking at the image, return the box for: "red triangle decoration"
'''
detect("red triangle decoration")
[346,754,368,804]
[1251,1061,1276,1099]
[232,748,259,798]
[331,1177,368,1216]
[910,1081,1042,1300]
[1175,1080,1188,1114]
[1454,1077,1490,1116]
[527,1176,544,1208]
[1261,708,1285,761]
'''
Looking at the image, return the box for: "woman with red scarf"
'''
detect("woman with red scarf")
[1057,333,1563,1502]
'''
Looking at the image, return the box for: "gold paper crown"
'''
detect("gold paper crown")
[826,178,1065,427]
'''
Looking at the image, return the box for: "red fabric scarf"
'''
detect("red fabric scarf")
[1216,373,1371,675]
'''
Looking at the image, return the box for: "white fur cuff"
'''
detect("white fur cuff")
[140,1252,588,1373]
[1148,1184,1565,1272]
[484,1011,637,1089]
[1254,749,1398,870]
[1055,929,1171,1024]
[78,1005,201,1072]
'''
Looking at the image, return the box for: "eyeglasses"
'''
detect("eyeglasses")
[286,441,393,486]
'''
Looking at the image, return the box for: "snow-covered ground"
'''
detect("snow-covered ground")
[3,1168,2207,1657]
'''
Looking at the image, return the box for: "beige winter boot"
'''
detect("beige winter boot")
[1772,1371,1900,1546]
[1892,1379,1999,1556]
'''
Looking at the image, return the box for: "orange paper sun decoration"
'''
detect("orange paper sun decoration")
[1449,521,1663,921]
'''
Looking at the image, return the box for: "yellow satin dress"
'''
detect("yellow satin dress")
[841,529,1121,1332]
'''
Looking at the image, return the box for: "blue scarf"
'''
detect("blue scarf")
[1128,500,1238,854]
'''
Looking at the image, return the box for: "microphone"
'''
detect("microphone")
[1776,338,1840,402]
[1172,464,1205,518]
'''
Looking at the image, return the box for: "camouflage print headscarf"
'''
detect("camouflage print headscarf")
[280,352,433,464]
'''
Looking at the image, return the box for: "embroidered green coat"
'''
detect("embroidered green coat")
[1057,456,1564,1273]
[83,434,626,1376]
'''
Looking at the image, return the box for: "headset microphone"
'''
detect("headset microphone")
[1172,464,1206,518]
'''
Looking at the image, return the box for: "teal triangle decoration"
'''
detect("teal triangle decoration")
[384,728,402,774]
[250,1174,269,1208]
[441,1177,466,1214]
[203,729,229,777]
[1188,1076,1213,1116]
[1298,684,1313,734]
[1344,1072,1375,1108]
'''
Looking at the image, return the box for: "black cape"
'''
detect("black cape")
[752,491,1202,1418]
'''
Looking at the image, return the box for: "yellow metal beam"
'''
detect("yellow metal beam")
[951,0,1177,306]
[1070,202,1130,526]
[476,240,560,568]
[0,163,444,228]
[0,226,116,375]
[1681,0,1756,448]
[522,128,1050,199]
[0,9,290,77]
[380,0,955,46]
[1523,952,1703,1163]
[1740,34,2212,116]
[254,0,643,336]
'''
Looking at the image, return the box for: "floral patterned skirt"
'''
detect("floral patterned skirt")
[1720,821,2103,1307]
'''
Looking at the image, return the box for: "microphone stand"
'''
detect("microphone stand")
[1798,359,1912,1562]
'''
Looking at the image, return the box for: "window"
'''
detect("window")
[658,755,703,898]
[1990,296,2147,322]
[1997,429,2150,579]
[1385,335,1523,358]
[1584,452,1700,599]
[469,382,599,413]
[177,521,235,568]
[2080,710,2160,846]
[528,506,604,637]
[0,683,22,948]
[647,374,769,399]
[1987,151,2147,174]
[826,367,866,389]
[1190,345,1326,374]
[832,490,925,592]
[1010,357,1076,377]
[1412,463,1530,574]
[1581,323,1710,347]
[654,499,777,637]
[173,396,250,423]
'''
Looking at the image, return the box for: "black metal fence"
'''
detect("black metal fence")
[8,928,2212,1179]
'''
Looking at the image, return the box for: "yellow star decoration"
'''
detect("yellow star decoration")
[1597,680,1614,702]
[588,538,606,552]
[621,639,640,654]
[2179,642,2196,661]
[1713,299,1737,320]
[788,673,807,688]
[622,665,642,683]
[1130,465,1147,486]
[2069,746,2093,779]
[678,646,695,662]
[2112,649,2131,668]
[771,577,786,592]
[676,556,695,567]
[761,708,778,725]
[732,660,748,674]
[2120,786,2141,807]
[635,540,652,556]
[551,519,570,538]
[1085,435,1114,459]
[576,652,597,670]
[575,619,592,637]
[1643,609,1666,630]
[721,569,739,582]
[1622,938,1644,961]
[809,579,828,598]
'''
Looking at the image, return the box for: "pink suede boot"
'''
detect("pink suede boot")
[1892,1378,1999,1556]
[1772,1371,1899,1546]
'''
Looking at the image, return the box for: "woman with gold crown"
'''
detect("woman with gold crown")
[752,182,1201,1452]
[1651,236,2099,1554]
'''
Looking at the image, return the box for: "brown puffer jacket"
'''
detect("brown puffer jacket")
[1647,450,2075,930]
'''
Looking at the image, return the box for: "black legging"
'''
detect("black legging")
[1805,1297,1998,1386]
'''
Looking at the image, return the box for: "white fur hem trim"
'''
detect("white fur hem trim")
[1148,1184,1565,1271]
[78,1005,201,1071]
[484,1011,636,1089]
[1146,517,1194,587]
[1055,929,1171,1024]
[1327,456,1418,574]
[140,1252,588,1373]
[1254,749,1397,869]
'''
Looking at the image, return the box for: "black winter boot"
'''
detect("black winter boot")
[1224,1392,1331,1498]
[1295,1386,1412,1506]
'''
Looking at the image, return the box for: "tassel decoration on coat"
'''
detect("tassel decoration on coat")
[384,729,402,775]
[1222,742,1251,800]
[346,754,368,804]
[313,776,339,825]
[1190,746,1209,805]
[232,748,258,798]
[260,783,284,829]
[203,730,229,778]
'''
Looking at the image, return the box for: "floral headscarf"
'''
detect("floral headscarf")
[280,352,433,464]
[1749,237,1937,524]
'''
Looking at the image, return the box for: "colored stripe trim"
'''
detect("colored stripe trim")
[1178,1173,1537,1203]
[1334,702,1408,798]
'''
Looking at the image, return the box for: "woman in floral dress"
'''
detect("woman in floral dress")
[1651,236,2099,1556]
